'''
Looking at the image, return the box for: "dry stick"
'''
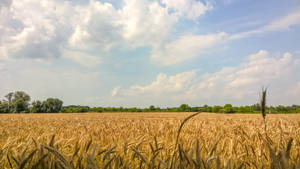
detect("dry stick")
[7,154,13,169]
[261,87,267,134]
[170,112,201,169]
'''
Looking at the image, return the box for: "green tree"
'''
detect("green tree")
[191,107,198,112]
[149,105,156,111]
[179,104,191,112]
[30,100,43,113]
[224,104,235,113]
[212,105,222,113]
[96,107,104,112]
[42,98,63,113]
[11,91,31,113]
[0,100,9,113]
[252,103,261,111]
[5,92,13,112]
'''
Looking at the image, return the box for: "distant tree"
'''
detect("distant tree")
[11,91,31,113]
[42,98,63,113]
[224,104,235,113]
[129,107,138,112]
[149,105,156,111]
[13,91,30,102]
[239,106,247,113]
[5,92,13,112]
[78,106,89,112]
[112,107,118,112]
[30,100,43,113]
[212,105,222,113]
[276,105,288,113]
[292,105,300,110]
[206,106,212,112]
[14,99,29,113]
[105,107,112,112]
[233,107,239,113]
[252,103,261,111]
[96,107,104,112]
[191,107,199,112]
[179,104,191,112]
[155,107,161,112]
[0,100,9,113]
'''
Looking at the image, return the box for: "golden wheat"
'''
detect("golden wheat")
[0,113,300,168]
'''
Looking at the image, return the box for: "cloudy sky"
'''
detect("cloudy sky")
[0,0,300,107]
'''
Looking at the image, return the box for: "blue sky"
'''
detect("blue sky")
[0,0,300,107]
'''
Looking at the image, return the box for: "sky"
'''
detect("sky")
[0,0,300,107]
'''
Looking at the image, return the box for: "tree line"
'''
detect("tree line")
[0,91,299,113]
[61,103,300,114]
[0,91,63,113]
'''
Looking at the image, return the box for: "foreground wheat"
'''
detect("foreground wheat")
[0,113,300,168]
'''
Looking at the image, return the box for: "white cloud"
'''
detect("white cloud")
[149,8,300,66]
[119,0,177,48]
[68,0,122,51]
[70,0,179,50]
[0,0,74,61]
[63,49,101,67]
[114,71,196,97]
[183,50,294,100]
[151,32,228,65]
[0,0,181,66]
[161,0,213,19]
[262,9,300,32]
[113,50,300,106]
[0,0,218,67]
[1,0,299,67]
[231,9,300,39]
[106,71,197,106]
[113,71,196,101]
[67,0,178,65]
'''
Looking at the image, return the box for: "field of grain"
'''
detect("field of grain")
[0,113,300,168]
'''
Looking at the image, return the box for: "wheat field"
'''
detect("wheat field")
[0,113,300,168]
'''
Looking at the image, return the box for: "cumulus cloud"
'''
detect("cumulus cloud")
[0,0,73,61]
[161,0,213,19]
[116,71,197,97]
[1,0,299,68]
[0,0,218,66]
[151,32,228,65]
[120,0,177,48]
[183,50,294,101]
[2,0,298,67]
[68,1,122,51]
[0,0,182,66]
[113,50,300,106]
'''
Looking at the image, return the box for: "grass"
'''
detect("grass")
[0,113,300,168]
